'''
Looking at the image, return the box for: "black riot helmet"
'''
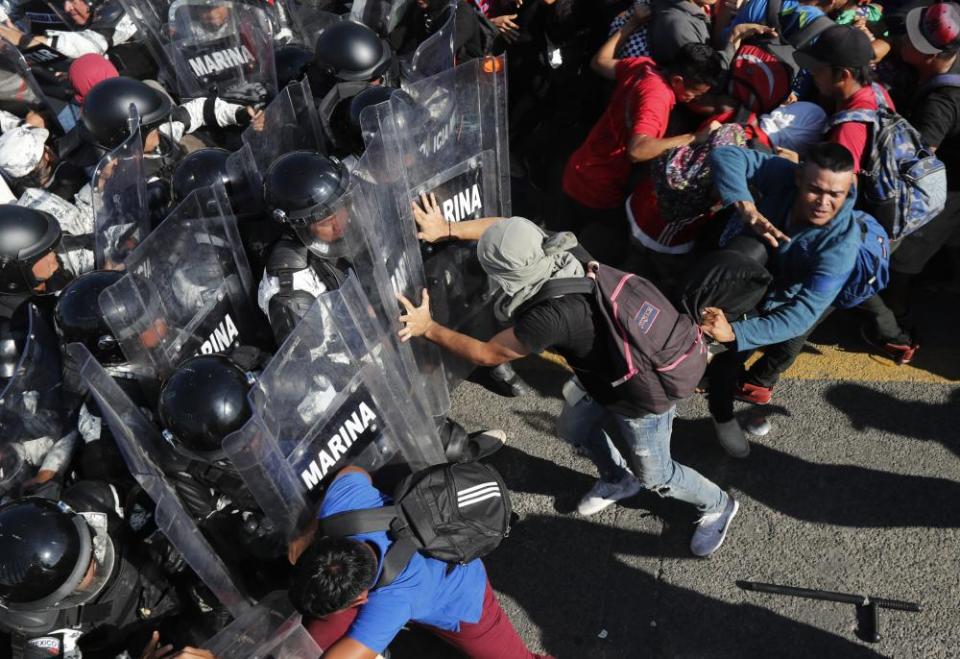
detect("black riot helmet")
[54,270,125,365]
[158,355,254,463]
[344,85,401,155]
[0,497,116,612]
[80,77,174,150]
[313,20,393,83]
[171,148,232,205]
[275,44,315,90]
[0,205,73,296]
[264,151,350,258]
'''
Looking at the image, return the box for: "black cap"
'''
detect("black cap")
[795,25,874,71]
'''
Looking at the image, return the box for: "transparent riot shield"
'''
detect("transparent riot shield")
[288,4,341,50]
[42,0,128,32]
[123,0,277,103]
[68,341,253,618]
[100,183,261,385]
[0,304,63,444]
[241,78,325,176]
[0,37,65,133]
[202,590,321,658]
[168,0,278,103]
[115,0,174,89]
[223,275,445,538]
[224,142,264,219]
[90,107,150,270]
[351,0,411,36]
[362,56,510,387]
[402,0,457,83]
[345,129,451,417]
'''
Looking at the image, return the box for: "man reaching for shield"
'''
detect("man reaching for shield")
[397,194,739,558]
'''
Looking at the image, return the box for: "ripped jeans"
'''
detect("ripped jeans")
[557,397,727,514]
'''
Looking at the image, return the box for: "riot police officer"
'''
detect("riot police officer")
[156,353,288,593]
[274,43,313,90]
[54,270,145,483]
[0,303,73,499]
[171,148,281,273]
[258,150,350,344]
[0,205,89,317]
[0,481,181,658]
[310,20,396,153]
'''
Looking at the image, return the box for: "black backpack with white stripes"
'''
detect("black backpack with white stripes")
[320,462,512,588]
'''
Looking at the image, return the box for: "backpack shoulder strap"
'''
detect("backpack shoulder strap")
[765,0,783,30]
[320,507,399,538]
[827,107,878,128]
[917,73,960,97]
[374,537,419,589]
[791,14,834,49]
[514,277,596,317]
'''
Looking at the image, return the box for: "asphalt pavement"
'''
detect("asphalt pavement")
[415,291,960,659]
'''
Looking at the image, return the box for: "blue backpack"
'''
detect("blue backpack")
[834,211,890,309]
[828,84,947,241]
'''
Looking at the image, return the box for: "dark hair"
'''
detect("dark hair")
[831,65,873,87]
[802,142,855,173]
[289,537,378,618]
[668,43,725,89]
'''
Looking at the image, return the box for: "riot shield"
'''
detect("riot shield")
[100,183,261,385]
[0,303,63,444]
[351,0,411,36]
[223,275,445,538]
[42,0,127,32]
[67,342,252,618]
[241,78,325,176]
[168,0,278,103]
[115,0,174,89]
[0,37,64,133]
[224,142,264,219]
[122,0,277,103]
[362,56,510,387]
[288,4,341,50]
[202,590,321,658]
[344,128,451,417]
[402,0,457,83]
[90,107,150,270]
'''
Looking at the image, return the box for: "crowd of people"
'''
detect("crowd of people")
[0,0,956,656]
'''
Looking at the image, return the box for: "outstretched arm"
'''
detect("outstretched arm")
[411,192,504,243]
[398,289,530,367]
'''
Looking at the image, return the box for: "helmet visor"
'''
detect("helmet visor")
[287,203,352,260]
[53,511,116,610]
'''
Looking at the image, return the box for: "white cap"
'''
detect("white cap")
[759,102,828,156]
[0,125,49,179]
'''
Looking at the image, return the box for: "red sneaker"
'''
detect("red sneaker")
[734,382,773,405]
[860,324,919,365]
[881,340,919,365]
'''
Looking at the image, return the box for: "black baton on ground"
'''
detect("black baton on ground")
[736,580,921,643]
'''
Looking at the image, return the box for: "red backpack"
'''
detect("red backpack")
[729,0,833,115]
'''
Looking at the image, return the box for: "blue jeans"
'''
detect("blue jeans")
[557,396,727,514]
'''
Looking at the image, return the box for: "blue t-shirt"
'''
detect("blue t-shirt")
[318,473,487,653]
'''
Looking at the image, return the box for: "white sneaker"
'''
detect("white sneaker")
[690,495,739,557]
[577,475,641,516]
[713,419,750,458]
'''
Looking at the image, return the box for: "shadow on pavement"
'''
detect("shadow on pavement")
[484,514,883,658]
[670,416,960,528]
[824,384,960,457]
[807,291,960,381]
